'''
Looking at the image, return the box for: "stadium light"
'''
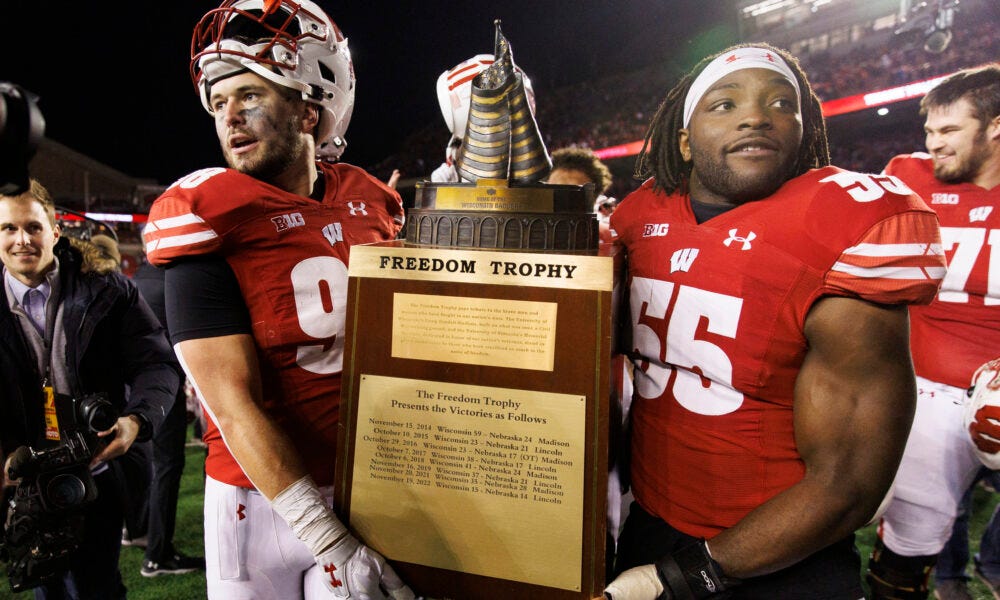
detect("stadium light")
[924,3,956,53]
[895,0,959,54]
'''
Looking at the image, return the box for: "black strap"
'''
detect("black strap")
[655,540,740,599]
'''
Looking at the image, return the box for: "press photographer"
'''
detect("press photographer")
[0,82,178,597]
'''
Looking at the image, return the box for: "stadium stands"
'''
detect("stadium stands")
[370,0,997,196]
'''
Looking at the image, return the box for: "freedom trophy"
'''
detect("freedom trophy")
[336,21,623,600]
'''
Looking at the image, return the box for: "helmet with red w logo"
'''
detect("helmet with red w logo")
[191,0,355,161]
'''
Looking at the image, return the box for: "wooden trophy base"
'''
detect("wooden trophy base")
[336,240,622,599]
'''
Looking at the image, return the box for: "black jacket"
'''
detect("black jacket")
[0,236,178,454]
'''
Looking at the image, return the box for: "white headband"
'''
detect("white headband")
[682,47,801,128]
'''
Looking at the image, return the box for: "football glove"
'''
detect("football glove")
[316,536,415,599]
[271,475,416,599]
[965,358,1000,469]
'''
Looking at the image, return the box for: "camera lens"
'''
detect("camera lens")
[44,474,89,509]
[0,82,46,196]
[78,395,117,432]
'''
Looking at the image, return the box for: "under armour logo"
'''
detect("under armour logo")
[670,248,699,273]
[236,503,246,521]
[324,563,343,587]
[725,51,775,64]
[347,201,368,216]
[969,206,993,223]
[723,229,756,250]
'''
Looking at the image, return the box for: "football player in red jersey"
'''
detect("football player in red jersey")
[141,1,413,599]
[602,44,945,600]
[865,64,1000,600]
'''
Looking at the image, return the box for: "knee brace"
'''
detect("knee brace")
[865,538,937,600]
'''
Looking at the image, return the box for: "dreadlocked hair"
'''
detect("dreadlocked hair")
[634,42,831,196]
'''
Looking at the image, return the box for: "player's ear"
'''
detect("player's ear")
[678,129,692,162]
[988,115,1000,143]
[302,103,320,135]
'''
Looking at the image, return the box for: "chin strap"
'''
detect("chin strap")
[654,540,740,600]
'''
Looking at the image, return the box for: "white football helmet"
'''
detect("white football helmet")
[435,54,536,163]
[191,0,355,161]
[964,357,1000,469]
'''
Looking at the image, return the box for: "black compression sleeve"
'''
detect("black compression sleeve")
[163,255,253,344]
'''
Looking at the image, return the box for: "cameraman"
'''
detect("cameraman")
[0,179,178,598]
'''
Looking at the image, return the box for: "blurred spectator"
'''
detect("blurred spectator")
[89,234,121,267]
[68,230,155,560]
[132,257,205,577]
[546,146,617,244]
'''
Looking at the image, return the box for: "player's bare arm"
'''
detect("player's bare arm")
[707,296,914,578]
[176,334,308,499]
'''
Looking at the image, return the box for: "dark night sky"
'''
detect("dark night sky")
[4,1,734,185]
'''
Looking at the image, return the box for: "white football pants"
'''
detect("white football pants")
[878,376,983,556]
[204,475,336,599]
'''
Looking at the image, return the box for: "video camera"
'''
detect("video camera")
[0,393,118,592]
[0,81,45,196]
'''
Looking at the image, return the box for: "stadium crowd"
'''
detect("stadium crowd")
[369,0,998,195]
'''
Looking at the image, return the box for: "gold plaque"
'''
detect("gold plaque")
[434,180,556,213]
[349,375,586,591]
[392,293,557,370]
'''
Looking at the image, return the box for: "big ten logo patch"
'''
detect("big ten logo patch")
[643,223,670,237]
[931,193,959,205]
[272,212,305,232]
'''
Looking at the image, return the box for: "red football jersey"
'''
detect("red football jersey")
[144,163,403,488]
[886,153,1000,388]
[610,166,944,539]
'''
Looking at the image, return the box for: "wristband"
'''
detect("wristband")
[655,539,740,600]
[270,475,347,556]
